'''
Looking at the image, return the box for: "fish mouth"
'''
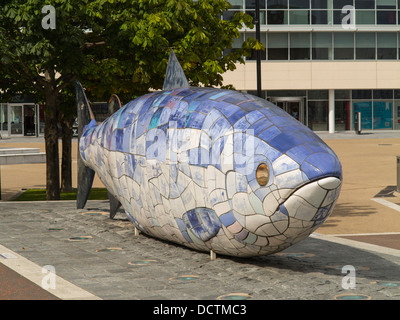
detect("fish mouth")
[278,176,342,223]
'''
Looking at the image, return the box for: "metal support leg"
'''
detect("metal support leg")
[210,250,216,260]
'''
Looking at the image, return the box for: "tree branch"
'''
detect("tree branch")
[80,41,106,49]
[57,74,77,92]
[17,57,48,88]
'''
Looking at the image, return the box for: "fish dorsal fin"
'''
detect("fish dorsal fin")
[162,50,189,90]
[108,94,122,115]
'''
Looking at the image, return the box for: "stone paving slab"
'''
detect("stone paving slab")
[0,200,400,300]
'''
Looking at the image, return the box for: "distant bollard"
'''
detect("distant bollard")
[354,112,362,135]
[397,156,400,193]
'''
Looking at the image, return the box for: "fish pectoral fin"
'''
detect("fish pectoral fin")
[108,192,122,219]
[76,165,95,209]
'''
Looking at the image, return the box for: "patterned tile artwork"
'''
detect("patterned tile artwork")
[79,87,342,257]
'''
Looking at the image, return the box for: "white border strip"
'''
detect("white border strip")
[311,233,400,257]
[371,198,400,213]
[0,244,101,300]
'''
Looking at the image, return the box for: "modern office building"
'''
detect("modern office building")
[2,1,399,136]
[222,0,400,132]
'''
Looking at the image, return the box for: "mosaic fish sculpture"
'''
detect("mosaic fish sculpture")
[76,51,342,257]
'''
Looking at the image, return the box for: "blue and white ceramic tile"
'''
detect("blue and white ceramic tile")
[80,87,342,257]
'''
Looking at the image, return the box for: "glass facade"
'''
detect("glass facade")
[227,1,400,132]
[227,0,400,25]
[242,31,400,61]
[263,90,400,131]
[227,1,400,61]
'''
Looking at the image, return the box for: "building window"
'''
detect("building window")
[268,32,289,60]
[377,0,396,24]
[312,0,328,9]
[353,101,373,130]
[289,10,310,24]
[267,10,289,23]
[308,101,329,131]
[373,101,393,129]
[334,32,354,60]
[245,0,267,24]
[312,32,333,59]
[308,90,329,100]
[335,90,351,131]
[355,0,375,9]
[373,90,393,100]
[267,0,288,9]
[352,90,372,100]
[229,0,244,9]
[356,10,375,24]
[290,32,310,60]
[223,34,244,57]
[289,0,309,9]
[377,11,397,24]
[333,0,353,9]
[246,32,267,60]
[311,10,328,24]
[308,91,329,131]
[377,32,397,59]
[351,90,395,130]
[246,0,266,9]
[356,32,375,59]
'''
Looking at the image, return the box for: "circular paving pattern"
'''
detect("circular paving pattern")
[370,281,399,288]
[217,293,252,300]
[128,260,159,266]
[169,275,200,281]
[334,293,371,300]
[96,247,122,252]
[68,236,93,241]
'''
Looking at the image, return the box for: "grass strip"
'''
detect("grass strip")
[12,188,108,201]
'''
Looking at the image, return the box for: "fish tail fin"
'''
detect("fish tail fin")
[75,81,96,209]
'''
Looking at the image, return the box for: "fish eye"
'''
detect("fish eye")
[256,163,269,186]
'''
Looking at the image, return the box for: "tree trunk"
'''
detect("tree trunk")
[61,115,74,192]
[44,85,60,200]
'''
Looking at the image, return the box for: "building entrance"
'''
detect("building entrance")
[6,103,39,136]
[271,97,305,125]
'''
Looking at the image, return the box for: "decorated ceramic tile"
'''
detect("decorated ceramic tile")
[76,51,342,257]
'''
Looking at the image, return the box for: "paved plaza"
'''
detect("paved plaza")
[0,131,400,301]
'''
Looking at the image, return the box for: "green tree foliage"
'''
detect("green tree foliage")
[0,0,258,199]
